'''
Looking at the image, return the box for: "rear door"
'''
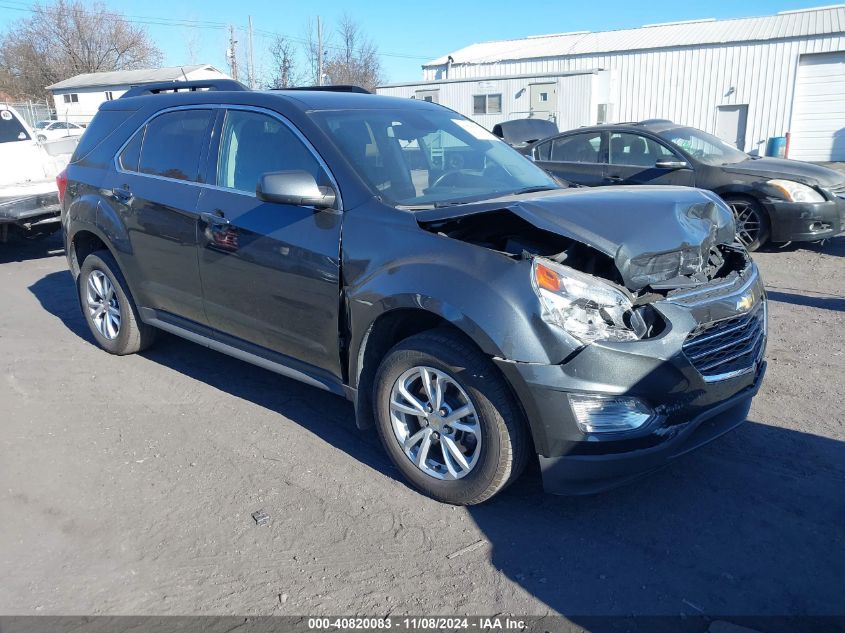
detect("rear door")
[106,107,214,325]
[195,107,343,377]
[605,131,694,186]
[532,131,607,186]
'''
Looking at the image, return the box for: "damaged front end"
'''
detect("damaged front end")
[417,187,749,348]
[415,186,766,494]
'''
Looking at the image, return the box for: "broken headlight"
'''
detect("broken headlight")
[532,258,643,344]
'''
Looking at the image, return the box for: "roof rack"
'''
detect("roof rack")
[121,79,248,99]
[273,85,371,94]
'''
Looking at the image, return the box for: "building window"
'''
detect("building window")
[539,92,548,102]
[105,91,114,101]
[473,94,502,115]
[62,93,79,104]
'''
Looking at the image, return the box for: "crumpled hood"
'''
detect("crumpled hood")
[722,157,845,188]
[416,186,735,291]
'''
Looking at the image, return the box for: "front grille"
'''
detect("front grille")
[683,301,766,381]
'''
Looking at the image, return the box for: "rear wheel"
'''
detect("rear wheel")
[724,196,770,251]
[78,250,156,355]
[373,330,528,505]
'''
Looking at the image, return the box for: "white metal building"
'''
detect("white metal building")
[377,5,845,160]
[46,65,229,125]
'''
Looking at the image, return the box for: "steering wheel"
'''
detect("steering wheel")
[431,169,477,188]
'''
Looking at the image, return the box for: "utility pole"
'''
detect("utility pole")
[317,16,323,86]
[247,16,256,89]
[227,25,239,82]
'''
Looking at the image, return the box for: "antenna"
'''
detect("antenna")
[180,66,188,82]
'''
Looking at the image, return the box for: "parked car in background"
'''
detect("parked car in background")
[33,120,85,142]
[61,82,766,504]
[0,106,74,241]
[492,118,558,152]
[528,120,845,250]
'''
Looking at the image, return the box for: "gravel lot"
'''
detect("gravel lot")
[0,231,843,624]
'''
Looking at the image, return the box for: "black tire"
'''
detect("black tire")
[78,249,156,355]
[373,329,528,505]
[724,195,771,252]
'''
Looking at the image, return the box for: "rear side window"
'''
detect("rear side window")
[138,110,213,182]
[119,128,144,172]
[0,110,31,143]
[549,133,603,163]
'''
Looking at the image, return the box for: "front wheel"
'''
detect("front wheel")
[373,330,528,505]
[724,196,770,251]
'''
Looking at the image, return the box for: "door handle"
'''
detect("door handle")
[605,175,624,182]
[200,210,229,225]
[111,187,132,203]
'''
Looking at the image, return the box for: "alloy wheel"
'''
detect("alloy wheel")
[86,270,121,340]
[389,366,482,480]
[729,200,762,248]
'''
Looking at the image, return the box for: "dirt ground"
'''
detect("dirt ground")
[0,232,843,623]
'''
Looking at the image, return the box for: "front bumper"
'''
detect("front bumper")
[495,263,767,495]
[763,195,845,243]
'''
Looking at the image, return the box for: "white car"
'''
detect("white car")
[33,119,84,142]
[1,107,74,241]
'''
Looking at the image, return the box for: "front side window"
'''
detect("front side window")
[311,108,559,208]
[609,132,679,167]
[0,110,31,143]
[138,109,214,182]
[548,133,603,163]
[216,110,326,194]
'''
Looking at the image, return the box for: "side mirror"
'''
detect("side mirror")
[256,170,337,209]
[655,158,690,170]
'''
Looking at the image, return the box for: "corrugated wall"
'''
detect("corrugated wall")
[422,35,845,154]
[378,73,596,131]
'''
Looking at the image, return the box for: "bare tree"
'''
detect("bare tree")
[323,14,383,92]
[266,34,300,89]
[0,0,163,100]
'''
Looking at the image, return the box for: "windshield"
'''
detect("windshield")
[0,110,31,143]
[310,108,559,207]
[657,127,748,166]
[34,121,50,129]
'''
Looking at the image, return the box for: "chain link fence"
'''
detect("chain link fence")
[1,100,54,128]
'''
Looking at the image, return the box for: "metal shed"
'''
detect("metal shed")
[378,5,845,160]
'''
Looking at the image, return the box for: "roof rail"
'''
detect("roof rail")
[273,85,371,94]
[121,79,248,99]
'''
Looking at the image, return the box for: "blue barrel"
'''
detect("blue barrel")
[766,136,787,158]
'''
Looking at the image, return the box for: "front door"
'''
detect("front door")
[196,108,343,376]
[529,83,557,121]
[605,132,695,186]
[106,108,215,325]
[715,105,748,151]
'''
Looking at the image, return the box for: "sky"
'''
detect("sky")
[0,0,838,85]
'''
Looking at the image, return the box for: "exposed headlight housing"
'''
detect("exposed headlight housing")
[568,394,656,434]
[766,179,825,203]
[532,258,642,343]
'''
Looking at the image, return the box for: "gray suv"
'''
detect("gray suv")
[59,81,767,504]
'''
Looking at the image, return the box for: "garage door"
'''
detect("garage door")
[789,52,845,161]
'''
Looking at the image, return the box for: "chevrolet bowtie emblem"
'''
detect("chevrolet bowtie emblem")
[736,292,755,312]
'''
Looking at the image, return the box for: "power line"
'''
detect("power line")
[0,1,437,61]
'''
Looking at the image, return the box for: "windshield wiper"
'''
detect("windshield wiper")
[507,185,561,196]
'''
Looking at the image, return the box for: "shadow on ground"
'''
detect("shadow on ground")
[0,232,64,264]
[28,269,845,628]
[763,234,845,257]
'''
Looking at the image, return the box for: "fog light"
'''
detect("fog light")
[568,394,655,434]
